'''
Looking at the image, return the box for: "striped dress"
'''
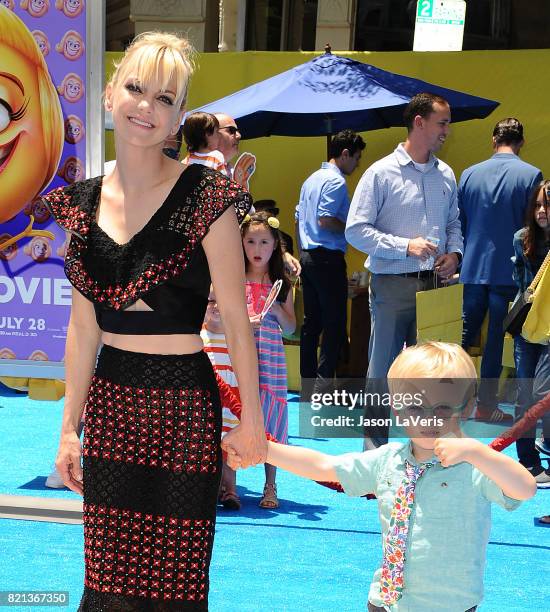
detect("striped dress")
[246,281,288,444]
[200,328,240,436]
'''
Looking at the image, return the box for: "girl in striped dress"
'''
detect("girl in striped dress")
[241,212,296,508]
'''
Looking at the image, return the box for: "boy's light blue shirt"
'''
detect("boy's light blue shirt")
[333,442,522,612]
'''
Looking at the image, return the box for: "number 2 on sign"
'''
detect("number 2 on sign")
[418,0,433,18]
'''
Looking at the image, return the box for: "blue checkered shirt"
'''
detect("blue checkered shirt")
[345,144,463,274]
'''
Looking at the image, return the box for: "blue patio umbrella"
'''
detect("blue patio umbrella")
[193,49,499,139]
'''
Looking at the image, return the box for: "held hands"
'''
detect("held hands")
[407,237,438,260]
[55,430,83,495]
[221,420,267,469]
[434,436,483,467]
[226,447,242,471]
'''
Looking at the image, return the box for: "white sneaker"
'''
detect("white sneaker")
[45,468,66,489]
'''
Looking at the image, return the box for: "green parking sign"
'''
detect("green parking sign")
[417,0,434,18]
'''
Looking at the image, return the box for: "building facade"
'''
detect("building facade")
[106,0,550,52]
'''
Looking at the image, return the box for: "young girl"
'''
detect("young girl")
[201,286,242,510]
[511,179,550,486]
[242,211,296,508]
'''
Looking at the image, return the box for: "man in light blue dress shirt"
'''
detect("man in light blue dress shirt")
[346,93,463,444]
[459,118,542,423]
[296,130,365,397]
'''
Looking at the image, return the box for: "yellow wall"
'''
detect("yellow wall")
[105,49,550,274]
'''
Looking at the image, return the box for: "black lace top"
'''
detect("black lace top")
[42,165,252,334]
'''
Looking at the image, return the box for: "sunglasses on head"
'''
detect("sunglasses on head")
[219,125,239,135]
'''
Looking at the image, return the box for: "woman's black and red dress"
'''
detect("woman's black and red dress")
[43,165,251,611]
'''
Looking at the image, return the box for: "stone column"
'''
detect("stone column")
[129,0,215,51]
[218,0,247,51]
[315,0,356,51]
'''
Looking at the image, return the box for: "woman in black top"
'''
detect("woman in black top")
[44,32,266,611]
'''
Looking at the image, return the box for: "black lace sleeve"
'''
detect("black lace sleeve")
[165,168,252,241]
[41,178,100,240]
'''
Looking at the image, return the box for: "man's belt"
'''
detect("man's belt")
[396,270,437,280]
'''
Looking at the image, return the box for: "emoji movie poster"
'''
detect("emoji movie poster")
[0,1,86,364]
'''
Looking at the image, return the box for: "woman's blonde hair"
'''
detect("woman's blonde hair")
[388,342,477,380]
[107,32,195,110]
[0,6,64,193]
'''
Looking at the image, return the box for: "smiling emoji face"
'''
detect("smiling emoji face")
[21,0,49,18]
[0,44,49,222]
[56,30,84,61]
[64,114,84,144]
[57,72,83,102]
[55,0,84,18]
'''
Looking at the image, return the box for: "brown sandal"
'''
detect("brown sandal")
[259,483,279,509]
[219,488,241,511]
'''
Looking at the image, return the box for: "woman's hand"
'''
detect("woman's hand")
[55,430,84,495]
[221,420,267,469]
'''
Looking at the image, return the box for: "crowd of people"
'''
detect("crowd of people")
[41,29,546,612]
[296,95,550,485]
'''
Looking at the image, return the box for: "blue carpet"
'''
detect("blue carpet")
[0,384,548,611]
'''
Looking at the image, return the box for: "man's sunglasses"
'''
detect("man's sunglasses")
[219,126,239,135]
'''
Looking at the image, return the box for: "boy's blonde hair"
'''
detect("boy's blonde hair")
[388,342,477,402]
[0,6,64,193]
[107,31,195,110]
[388,342,477,381]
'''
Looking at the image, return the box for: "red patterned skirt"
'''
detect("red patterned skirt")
[78,345,222,611]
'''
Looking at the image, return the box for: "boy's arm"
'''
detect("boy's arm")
[250,441,340,482]
[267,441,338,481]
[434,437,536,500]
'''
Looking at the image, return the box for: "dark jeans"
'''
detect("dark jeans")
[300,247,347,392]
[462,283,518,409]
[514,335,550,468]
[368,604,477,612]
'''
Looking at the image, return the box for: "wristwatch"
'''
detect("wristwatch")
[453,252,463,265]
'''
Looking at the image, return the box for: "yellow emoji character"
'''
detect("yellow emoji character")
[0,6,63,224]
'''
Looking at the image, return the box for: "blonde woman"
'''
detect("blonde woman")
[43,32,266,610]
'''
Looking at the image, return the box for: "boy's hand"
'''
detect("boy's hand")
[434,437,482,467]
[225,445,243,470]
[221,421,267,468]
